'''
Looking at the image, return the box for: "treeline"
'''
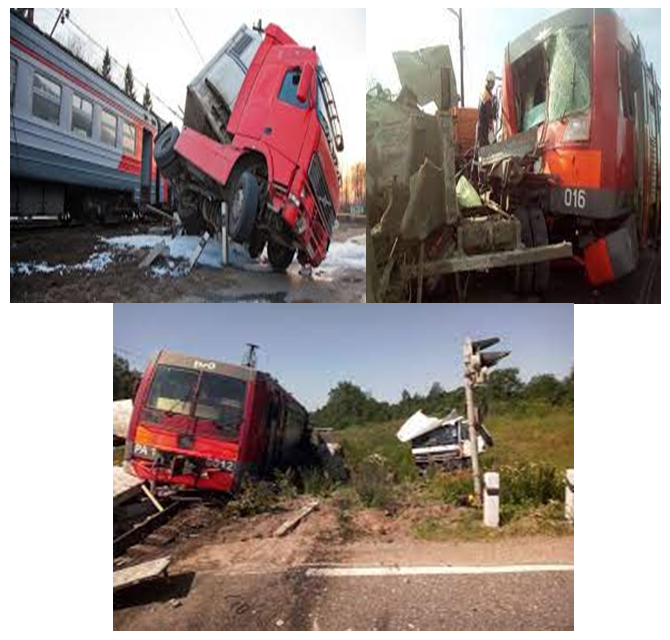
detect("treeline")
[113,354,141,401]
[311,368,574,430]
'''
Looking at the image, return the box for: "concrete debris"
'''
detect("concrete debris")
[113,399,133,439]
[392,46,459,110]
[113,466,144,507]
[113,556,171,593]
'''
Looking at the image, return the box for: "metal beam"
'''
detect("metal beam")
[402,242,573,279]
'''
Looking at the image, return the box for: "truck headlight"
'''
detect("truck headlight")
[563,113,590,143]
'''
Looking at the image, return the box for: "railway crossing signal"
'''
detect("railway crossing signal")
[463,336,511,503]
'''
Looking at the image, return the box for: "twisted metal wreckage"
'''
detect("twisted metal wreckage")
[366,45,572,302]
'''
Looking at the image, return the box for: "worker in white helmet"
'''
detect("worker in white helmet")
[476,71,497,150]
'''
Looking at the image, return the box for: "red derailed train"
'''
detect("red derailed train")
[500,8,660,287]
[125,350,310,493]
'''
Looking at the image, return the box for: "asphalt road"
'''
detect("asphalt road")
[113,566,574,631]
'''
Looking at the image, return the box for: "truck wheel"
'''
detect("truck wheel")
[267,239,296,272]
[514,206,534,295]
[154,126,180,178]
[227,172,259,243]
[529,206,550,293]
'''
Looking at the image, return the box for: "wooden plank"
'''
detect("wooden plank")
[113,557,171,593]
[402,242,573,279]
[273,501,319,538]
[113,467,144,508]
[139,241,168,269]
[114,501,182,557]
[141,484,165,513]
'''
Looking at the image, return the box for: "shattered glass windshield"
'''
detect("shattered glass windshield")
[514,25,591,131]
[545,26,591,122]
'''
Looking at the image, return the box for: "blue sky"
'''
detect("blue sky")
[114,304,574,410]
[367,8,661,107]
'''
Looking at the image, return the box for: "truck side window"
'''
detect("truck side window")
[278,69,307,110]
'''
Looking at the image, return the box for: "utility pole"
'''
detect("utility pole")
[463,337,510,504]
[448,8,465,107]
[243,343,260,369]
[50,8,70,37]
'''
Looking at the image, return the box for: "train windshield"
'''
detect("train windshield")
[146,366,247,436]
[513,25,591,131]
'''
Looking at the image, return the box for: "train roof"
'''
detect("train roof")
[507,8,633,64]
[152,350,307,413]
[10,10,161,130]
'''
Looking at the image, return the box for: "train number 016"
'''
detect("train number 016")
[564,188,586,210]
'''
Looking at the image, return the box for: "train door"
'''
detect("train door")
[630,37,649,243]
[140,129,153,209]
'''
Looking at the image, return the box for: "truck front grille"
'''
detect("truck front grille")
[308,154,336,234]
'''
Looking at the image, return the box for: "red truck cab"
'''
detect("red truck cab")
[155,23,344,271]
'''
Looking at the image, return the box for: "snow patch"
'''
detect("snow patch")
[317,234,366,273]
[10,252,113,277]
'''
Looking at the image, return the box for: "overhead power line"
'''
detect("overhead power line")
[62,12,184,123]
[174,9,205,65]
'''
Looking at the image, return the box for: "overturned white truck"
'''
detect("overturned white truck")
[397,409,493,472]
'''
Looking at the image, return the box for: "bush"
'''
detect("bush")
[500,463,564,508]
[227,479,276,517]
[422,469,474,505]
[352,455,397,510]
[301,465,339,497]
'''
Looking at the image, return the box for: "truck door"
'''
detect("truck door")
[266,65,311,164]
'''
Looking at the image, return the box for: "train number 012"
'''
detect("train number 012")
[564,188,586,210]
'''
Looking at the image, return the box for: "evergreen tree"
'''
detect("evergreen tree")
[124,64,136,100]
[101,47,112,81]
[142,84,153,110]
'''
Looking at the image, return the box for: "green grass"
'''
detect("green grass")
[329,407,574,536]
[333,407,573,478]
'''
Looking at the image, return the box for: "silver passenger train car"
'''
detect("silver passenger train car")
[10,11,169,223]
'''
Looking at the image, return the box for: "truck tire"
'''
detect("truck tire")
[514,206,534,295]
[514,206,550,295]
[154,126,180,178]
[529,206,550,293]
[267,240,296,272]
[227,172,259,243]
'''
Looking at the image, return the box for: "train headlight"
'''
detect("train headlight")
[563,113,590,143]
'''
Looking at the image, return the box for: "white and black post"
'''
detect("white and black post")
[565,469,574,521]
[483,471,500,527]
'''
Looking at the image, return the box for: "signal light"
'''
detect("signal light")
[464,337,510,384]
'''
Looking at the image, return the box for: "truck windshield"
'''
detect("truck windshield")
[414,424,459,448]
[514,25,591,131]
[146,366,247,433]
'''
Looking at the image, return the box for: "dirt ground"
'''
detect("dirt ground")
[113,496,573,630]
[10,219,366,303]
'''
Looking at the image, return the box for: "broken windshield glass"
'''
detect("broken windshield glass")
[545,26,591,123]
[514,25,591,131]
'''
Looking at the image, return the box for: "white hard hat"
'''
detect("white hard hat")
[486,71,496,84]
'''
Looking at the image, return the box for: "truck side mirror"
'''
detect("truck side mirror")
[297,64,314,105]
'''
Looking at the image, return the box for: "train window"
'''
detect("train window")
[100,109,117,147]
[11,58,17,106]
[32,72,61,125]
[122,121,136,155]
[618,49,635,120]
[71,94,93,139]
